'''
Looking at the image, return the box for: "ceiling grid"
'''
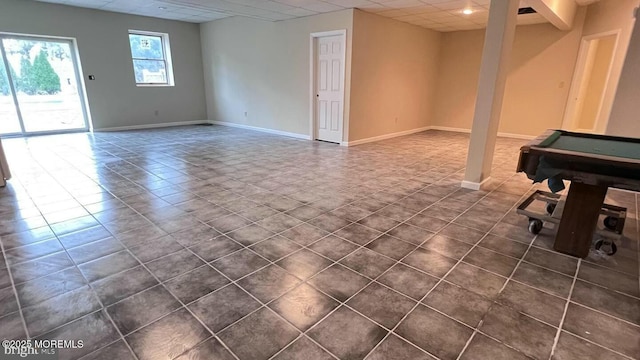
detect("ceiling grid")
[36,0,592,31]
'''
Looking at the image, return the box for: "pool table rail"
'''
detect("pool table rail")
[517,129,640,192]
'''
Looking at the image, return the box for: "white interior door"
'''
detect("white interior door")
[562,33,617,134]
[315,34,344,144]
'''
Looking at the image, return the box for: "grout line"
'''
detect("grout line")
[548,260,581,360]
[555,329,636,360]
[565,300,640,329]
[456,331,478,360]
[0,234,30,341]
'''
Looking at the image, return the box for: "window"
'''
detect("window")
[128,30,174,86]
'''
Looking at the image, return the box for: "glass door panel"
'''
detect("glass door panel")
[1,37,87,134]
[0,49,21,135]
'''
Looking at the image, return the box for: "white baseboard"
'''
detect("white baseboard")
[94,120,209,132]
[94,121,534,145]
[428,126,535,140]
[209,121,311,140]
[429,126,472,134]
[461,177,492,191]
[342,126,431,146]
[496,131,536,140]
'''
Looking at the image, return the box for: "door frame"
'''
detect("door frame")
[561,30,620,134]
[309,29,347,144]
[0,32,92,137]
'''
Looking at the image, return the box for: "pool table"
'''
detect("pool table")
[517,129,640,258]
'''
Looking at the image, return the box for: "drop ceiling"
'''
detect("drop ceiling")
[36,0,580,32]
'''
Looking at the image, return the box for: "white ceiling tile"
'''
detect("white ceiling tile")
[229,0,296,12]
[400,6,436,14]
[394,14,424,21]
[424,11,456,19]
[272,0,322,6]
[379,0,426,8]
[421,0,459,3]
[192,13,231,21]
[432,0,473,11]
[299,1,344,12]
[281,7,318,16]
[362,7,388,12]
[261,11,297,20]
[448,7,478,16]
[375,8,410,17]
[64,0,109,7]
[355,3,386,10]
[466,14,488,22]
[324,0,375,7]
[35,0,549,31]
[403,5,441,13]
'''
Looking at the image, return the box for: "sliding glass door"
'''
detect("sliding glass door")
[0,47,22,134]
[0,34,88,136]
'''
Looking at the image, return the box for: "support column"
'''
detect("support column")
[462,0,519,190]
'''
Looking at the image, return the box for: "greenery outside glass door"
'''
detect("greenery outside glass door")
[0,35,88,136]
[0,48,21,134]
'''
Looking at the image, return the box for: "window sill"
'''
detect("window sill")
[136,83,174,87]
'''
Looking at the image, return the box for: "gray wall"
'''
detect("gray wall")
[0,0,207,130]
[200,10,353,138]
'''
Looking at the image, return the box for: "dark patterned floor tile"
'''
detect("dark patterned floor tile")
[269,284,338,331]
[219,307,299,360]
[308,264,370,302]
[126,308,210,360]
[189,284,261,333]
[107,285,181,334]
[164,265,230,304]
[396,305,473,360]
[308,306,387,360]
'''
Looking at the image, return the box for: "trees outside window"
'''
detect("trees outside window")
[31,50,61,95]
[4,51,60,95]
[0,60,16,96]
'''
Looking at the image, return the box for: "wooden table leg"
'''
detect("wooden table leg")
[554,182,607,258]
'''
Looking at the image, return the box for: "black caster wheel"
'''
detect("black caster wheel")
[603,216,618,231]
[546,203,556,215]
[528,218,543,235]
[595,239,617,255]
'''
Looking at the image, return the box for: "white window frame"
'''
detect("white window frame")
[128,30,175,87]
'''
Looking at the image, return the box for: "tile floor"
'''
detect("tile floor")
[0,125,638,360]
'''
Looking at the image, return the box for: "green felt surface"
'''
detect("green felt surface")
[543,134,640,160]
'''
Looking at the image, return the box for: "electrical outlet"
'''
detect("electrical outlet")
[395,117,398,124]
[244,111,248,117]
[154,110,159,116]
